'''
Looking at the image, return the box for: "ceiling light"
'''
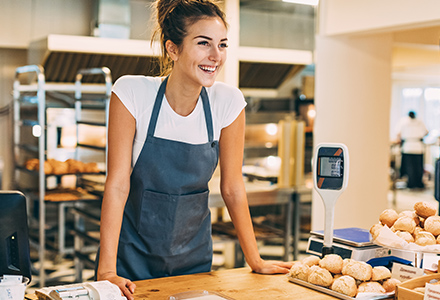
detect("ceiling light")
[282,0,319,6]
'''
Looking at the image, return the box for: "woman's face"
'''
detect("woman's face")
[171,16,228,88]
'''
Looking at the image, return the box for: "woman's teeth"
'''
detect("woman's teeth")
[199,66,216,72]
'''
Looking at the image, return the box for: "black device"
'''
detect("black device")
[0,191,32,282]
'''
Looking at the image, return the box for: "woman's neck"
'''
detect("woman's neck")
[165,73,202,117]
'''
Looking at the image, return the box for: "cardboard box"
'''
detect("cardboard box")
[395,273,440,300]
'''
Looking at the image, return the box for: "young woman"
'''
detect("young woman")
[96,0,293,298]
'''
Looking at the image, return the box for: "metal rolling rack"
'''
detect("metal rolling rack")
[12,65,111,287]
[71,67,111,282]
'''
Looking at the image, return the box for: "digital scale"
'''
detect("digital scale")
[310,143,414,266]
[313,143,349,256]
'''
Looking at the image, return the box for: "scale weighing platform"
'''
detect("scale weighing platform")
[306,227,414,267]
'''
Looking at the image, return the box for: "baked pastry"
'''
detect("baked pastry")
[413,226,423,236]
[414,287,425,294]
[424,216,440,236]
[289,262,310,281]
[371,266,391,281]
[66,159,85,173]
[357,281,386,294]
[84,162,100,173]
[393,216,416,234]
[382,278,401,292]
[307,267,333,287]
[415,231,436,246]
[395,231,414,243]
[301,255,320,267]
[379,209,399,227]
[341,261,372,281]
[331,275,357,297]
[319,254,343,274]
[25,158,39,170]
[414,201,437,219]
[398,210,420,225]
[370,223,383,240]
[48,159,69,175]
[436,234,440,244]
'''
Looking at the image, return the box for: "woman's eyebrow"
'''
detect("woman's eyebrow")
[194,35,228,42]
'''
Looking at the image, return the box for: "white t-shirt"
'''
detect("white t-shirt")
[397,117,428,154]
[112,75,247,166]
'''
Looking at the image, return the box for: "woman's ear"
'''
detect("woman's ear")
[165,40,179,61]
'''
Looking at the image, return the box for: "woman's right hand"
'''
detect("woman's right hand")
[98,272,136,300]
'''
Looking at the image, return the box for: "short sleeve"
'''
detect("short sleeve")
[112,75,137,118]
[209,82,247,130]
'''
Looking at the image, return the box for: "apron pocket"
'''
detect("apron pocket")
[138,190,210,255]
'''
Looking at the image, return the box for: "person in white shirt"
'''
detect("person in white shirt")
[96,1,293,299]
[397,111,428,189]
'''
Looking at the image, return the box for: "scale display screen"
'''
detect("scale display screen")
[319,156,343,177]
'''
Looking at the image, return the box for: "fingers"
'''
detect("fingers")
[127,281,136,294]
[119,279,136,300]
[120,286,134,300]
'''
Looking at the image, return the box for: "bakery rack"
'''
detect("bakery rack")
[12,65,111,287]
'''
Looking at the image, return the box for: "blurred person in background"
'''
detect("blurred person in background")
[397,111,428,189]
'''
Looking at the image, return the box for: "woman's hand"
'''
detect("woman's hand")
[251,259,294,275]
[98,272,136,300]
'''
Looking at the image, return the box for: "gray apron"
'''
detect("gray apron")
[116,77,219,281]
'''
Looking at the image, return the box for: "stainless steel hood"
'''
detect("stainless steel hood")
[28,34,161,83]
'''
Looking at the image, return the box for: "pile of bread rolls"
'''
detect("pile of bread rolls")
[25,158,100,175]
[370,201,440,246]
[288,254,400,297]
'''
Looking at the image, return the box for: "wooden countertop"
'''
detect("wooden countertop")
[132,267,337,300]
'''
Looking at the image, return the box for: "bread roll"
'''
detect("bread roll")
[289,262,311,281]
[382,278,401,293]
[357,281,386,294]
[370,223,383,240]
[308,267,333,287]
[341,261,372,281]
[379,209,399,227]
[393,216,416,234]
[415,231,436,246]
[414,201,437,219]
[395,231,414,243]
[331,275,357,297]
[319,254,343,274]
[398,210,420,225]
[371,266,391,281]
[424,216,440,236]
[301,256,320,267]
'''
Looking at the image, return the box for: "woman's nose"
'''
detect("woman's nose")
[209,47,221,62]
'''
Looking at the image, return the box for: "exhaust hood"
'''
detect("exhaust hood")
[28,34,161,83]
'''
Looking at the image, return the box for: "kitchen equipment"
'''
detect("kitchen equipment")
[313,143,349,256]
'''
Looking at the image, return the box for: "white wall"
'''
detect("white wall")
[312,33,393,230]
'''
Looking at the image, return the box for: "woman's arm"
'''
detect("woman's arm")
[219,109,293,274]
[97,93,137,299]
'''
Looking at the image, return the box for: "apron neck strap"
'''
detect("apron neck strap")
[147,76,214,142]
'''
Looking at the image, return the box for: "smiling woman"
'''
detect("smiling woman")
[96,1,293,299]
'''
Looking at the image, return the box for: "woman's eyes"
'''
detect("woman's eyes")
[197,41,228,48]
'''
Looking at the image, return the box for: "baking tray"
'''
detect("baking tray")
[288,277,394,300]
[168,290,235,300]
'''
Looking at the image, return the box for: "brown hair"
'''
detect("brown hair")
[152,0,227,75]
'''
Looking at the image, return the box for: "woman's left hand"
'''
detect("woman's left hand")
[252,259,294,275]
